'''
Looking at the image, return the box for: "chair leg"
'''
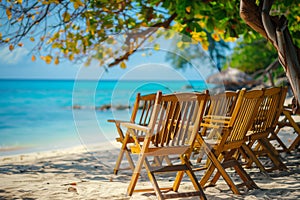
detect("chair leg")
[258,138,287,170]
[208,153,226,186]
[269,130,289,152]
[114,123,136,174]
[144,159,164,200]
[282,110,300,151]
[114,135,135,175]
[200,148,240,194]
[173,171,185,192]
[232,160,259,190]
[114,147,135,175]
[289,136,300,150]
[241,143,266,172]
[184,162,207,200]
[127,153,146,196]
[171,155,207,200]
[114,148,125,175]
[211,147,259,190]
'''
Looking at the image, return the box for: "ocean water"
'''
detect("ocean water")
[0,79,209,156]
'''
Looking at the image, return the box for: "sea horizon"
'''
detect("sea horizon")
[0,79,210,156]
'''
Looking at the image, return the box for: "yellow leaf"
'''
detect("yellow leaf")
[195,14,204,19]
[73,2,79,9]
[62,12,71,22]
[4,38,10,43]
[31,15,35,20]
[0,33,2,40]
[52,43,62,48]
[54,57,59,65]
[18,43,23,47]
[31,55,36,62]
[6,8,12,20]
[212,33,220,42]
[198,21,205,28]
[30,37,35,42]
[73,0,84,9]
[18,15,24,22]
[153,43,160,51]
[69,54,74,61]
[120,61,126,69]
[186,6,191,13]
[148,36,154,42]
[224,37,237,42]
[202,43,209,51]
[177,41,183,48]
[9,44,14,51]
[140,22,147,27]
[45,55,52,64]
[17,0,22,4]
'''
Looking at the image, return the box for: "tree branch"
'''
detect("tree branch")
[262,0,277,44]
[240,0,267,38]
[108,13,177,67]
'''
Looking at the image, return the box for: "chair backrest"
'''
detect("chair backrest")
[251,87,285,134]
[205,90,240,117]
[225,89,264,144]
[130,93,158,136]
[149,92,208,148]
[271,86,288,129]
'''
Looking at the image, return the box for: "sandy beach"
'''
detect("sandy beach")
[0,124,299,200]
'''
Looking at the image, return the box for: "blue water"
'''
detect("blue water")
[0,79,209,156]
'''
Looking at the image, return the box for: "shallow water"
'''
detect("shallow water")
[0,79,208,156]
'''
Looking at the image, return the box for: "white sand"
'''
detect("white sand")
[0,132,299,200]
[1,113,300,200]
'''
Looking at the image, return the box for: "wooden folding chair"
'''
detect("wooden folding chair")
[240,87,288,172]
[271,105,300,152]
[193,90,240,162]
[121,91,208,200]
[194,88,263,194]
[108,92,157,174]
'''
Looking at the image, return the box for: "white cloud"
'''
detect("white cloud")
[0,47,29,65]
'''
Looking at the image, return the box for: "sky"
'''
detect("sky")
[0,27,221,81]
[0,42,219,81]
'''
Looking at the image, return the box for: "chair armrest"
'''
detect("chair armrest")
[205,115,231,120]
[200,122,221,129]
[203,115,231,125]
[121,122,150,133]
[107,119,131,124]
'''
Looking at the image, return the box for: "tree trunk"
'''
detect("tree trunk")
[240,0,300,113]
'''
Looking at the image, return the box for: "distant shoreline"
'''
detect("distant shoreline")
[0,78,205,82]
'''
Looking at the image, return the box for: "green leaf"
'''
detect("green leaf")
[153,43,160,51]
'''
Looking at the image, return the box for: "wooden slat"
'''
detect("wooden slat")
[163,191,205,199]
[151,164,188,173]
[133,187,173,193]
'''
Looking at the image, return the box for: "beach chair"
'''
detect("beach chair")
[121,91,208,199]
[108,92,157,175]
[193,90,240,162]
[271,105,300,152]
[240,87,288,171]
[194,88,263,194]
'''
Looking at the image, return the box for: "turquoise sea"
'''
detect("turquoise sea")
[0,79,209,156]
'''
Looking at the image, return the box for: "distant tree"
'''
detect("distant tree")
[165,38,230,71]
[228,38,278,74]
[0,0,299,107]
[227,38,285,86]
